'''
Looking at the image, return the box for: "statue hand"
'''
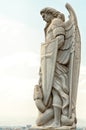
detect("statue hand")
[33,85,43,100]
[33,85,46,113]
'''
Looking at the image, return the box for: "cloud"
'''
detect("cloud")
[0,15,86,126]
[0,14,42,57]
[0,15,40,125]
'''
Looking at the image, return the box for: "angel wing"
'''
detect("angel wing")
[60,3,81,118]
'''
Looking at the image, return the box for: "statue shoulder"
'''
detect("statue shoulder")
[51,18,65,37]
[52,18,64,28]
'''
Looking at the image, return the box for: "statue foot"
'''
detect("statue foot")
[49,121,60,128]
[61,115,74,126]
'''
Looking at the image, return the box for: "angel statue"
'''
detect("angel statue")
[33,3,81,130]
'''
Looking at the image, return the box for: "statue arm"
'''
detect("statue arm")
[52,18,65,49]
[33,68,47,113]
[55,35,65,49]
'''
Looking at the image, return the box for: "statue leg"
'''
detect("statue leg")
[36,108,54,126]
[60,90,74,126]
[51,88,62,127]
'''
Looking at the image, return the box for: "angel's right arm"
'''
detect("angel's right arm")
[52,18,65,49]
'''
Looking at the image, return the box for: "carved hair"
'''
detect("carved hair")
[40,7,65,21]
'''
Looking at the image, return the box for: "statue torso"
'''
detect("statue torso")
[44,18,70,65]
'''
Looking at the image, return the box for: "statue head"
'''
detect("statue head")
[40,7,65,23]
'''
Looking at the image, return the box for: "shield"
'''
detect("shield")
[41,40,58,106]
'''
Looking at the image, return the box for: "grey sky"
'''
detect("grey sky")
[0,0,85,126]
[0,0,85,65]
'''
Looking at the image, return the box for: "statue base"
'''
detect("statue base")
[29,126,76,130]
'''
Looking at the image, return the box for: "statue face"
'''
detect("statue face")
[41,12,53,23]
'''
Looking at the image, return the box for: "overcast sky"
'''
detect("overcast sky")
[0,0,85,127]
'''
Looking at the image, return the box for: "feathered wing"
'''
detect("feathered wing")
[61,3,81,118]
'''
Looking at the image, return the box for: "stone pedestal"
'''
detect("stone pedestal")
[0,126,83,130]
[29,126,76,130]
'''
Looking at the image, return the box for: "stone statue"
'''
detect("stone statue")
[33,3,81,130]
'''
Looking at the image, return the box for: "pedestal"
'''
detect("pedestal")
[29,126,76,130]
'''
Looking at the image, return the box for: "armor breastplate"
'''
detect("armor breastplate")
[45,25,54,42]
[45,19,65,43]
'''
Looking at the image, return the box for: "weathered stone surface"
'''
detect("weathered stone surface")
[0,126,84,130]
[29,127,85,130]
[33,2,81,129]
